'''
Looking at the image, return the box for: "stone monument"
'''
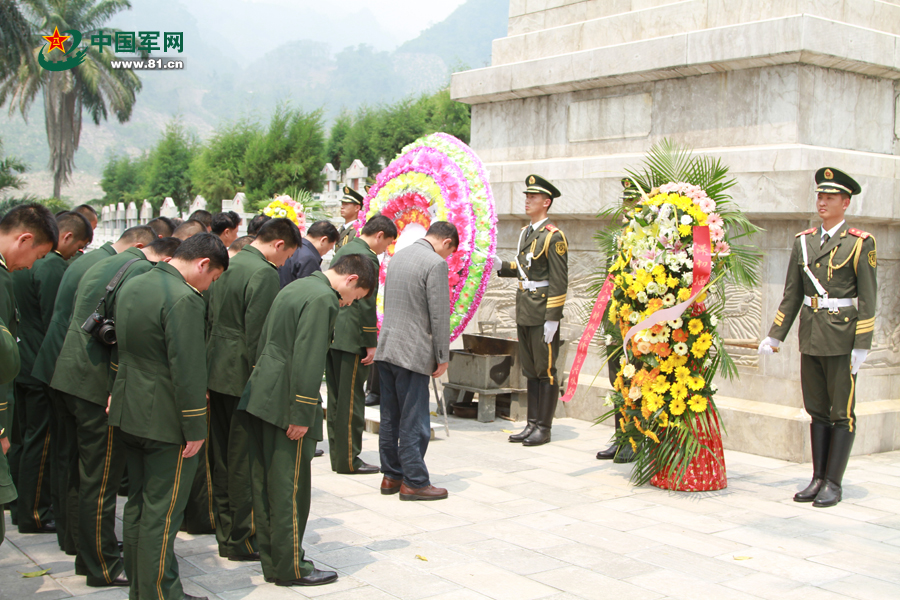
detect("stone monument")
[452,0,900,461]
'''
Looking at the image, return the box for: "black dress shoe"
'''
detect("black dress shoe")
[275,568,338,586]
[349,462,380,474]
[228,552,261,562]
[813,480,842,507]
[87,575,129,587]
[596,444,617,460]
[314,448,324,457]
[364,393,380,406]
[20,520,57,534]
[794,477,825,502]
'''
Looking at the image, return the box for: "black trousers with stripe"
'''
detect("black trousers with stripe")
[801,353,858,432]
[13,382,53,532]
[516,324,561,384]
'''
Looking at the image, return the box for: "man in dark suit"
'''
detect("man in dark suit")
[278,220,338,288]
[108,234,228,600]
[239,253,376,587]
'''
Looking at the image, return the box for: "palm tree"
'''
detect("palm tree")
[0,0,143,199]
[0,1,35,74]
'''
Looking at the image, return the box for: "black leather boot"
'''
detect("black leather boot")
[596,412,622,460]
[509,379,540,442]
[813,428,855,508]
[523,382,558,446]
[794,422,831,502]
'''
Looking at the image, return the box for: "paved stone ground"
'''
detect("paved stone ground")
[3,410,900,600]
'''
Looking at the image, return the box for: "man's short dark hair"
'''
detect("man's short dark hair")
[57,211,93,244]
[173,232,229,271]
[255,218,302,249]
[426,221,459,249]
[0,203,60,249]
[329,253,377,298]
[360,214,398,239]
[306,220,338,243]
[73,204,98,220]
[227,211,242,227]
[147,217,175,238]
[247,214,271,236]
[229,236,254,253]
[188,210,212,230]
[173,219,206,240]
[118,225,156,246]
[146,236,181,258]
[211,212,238,235]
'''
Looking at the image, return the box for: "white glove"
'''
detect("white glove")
[491,254,502,272]
[851,349,868,375]
[757,336,780,355]
[543,320,559,344]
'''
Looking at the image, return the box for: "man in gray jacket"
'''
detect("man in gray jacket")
[375,222,457,501]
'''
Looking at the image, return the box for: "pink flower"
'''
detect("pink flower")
[710,226,725,242]
[706,213,724,228]
[699,198,716,213]
[714,241,730,254]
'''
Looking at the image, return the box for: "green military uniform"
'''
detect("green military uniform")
[52,247,151,585]
[0,316,20,547]
[34,241,117,553]
[325,236,379,473]
[767,167,876,508]
[0,252,19,543]
[11,251,70,533]
[335,186,363,250]
[108,262,209,600]
[206,245,280,558]
[239,271,338,583]
[497,175,568,446]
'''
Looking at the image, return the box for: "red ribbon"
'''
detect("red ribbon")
[561,273,615,403]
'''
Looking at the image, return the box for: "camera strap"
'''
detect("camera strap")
[91,258,144,315]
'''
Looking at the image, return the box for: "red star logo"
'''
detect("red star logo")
[43,27,70,54]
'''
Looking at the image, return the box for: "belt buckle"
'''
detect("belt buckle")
[810,297,818,310]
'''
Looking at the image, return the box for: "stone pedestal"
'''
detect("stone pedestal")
[452,0,900,461]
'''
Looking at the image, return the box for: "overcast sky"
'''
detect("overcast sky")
[251,0,471,45]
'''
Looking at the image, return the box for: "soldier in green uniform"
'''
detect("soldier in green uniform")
[494,175,569,447]
[0,204,58,545]
[108,234,228,600]
[239,253,376,587]
[51,237,180,587]
[759,167,877,508]
[326,214,396,474]
[205,218,301,561]
[33,225,156,555]
[335,186,363,250]
[10,212,92,534]
[1,317,21,547]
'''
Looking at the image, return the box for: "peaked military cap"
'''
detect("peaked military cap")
[524,174,560,199]
[815,167,861,196]
[342,185,364,205]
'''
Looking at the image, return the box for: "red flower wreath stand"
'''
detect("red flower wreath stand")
[651,409,727,491]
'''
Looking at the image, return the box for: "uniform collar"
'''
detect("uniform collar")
[530,217,549,231]
[348,235,376,257]
[242,244,276,268]
[155,260,203,296]
[0,251,7,272]
[821,220,845,241]
[311,270,341,299]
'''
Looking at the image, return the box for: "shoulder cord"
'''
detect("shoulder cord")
[532,229,568,261]
[828,237,863,280]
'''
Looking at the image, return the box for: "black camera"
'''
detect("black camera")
[82,312,117,346]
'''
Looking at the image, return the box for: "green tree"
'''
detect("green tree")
[0,0,144,199]
[373,97,426,166]
[340,105,381,176]
[0,137,27,197]
[144,119,197,212]
[242,104,326,206]
[421,88,471,144]
[325,110,352,172]
[0,1,35,75]
[190,118,261,210]
[99,152,148,206]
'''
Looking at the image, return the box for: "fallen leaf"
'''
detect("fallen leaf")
[501,429,514,434]
[733,556,752,561]
[415,555,428,561]
[430,412,438,416]
[20,569,51,578]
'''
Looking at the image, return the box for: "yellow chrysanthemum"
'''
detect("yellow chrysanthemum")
[650,375,670,394]
[659,411,669,427]
[674,366,692,382]
[677,288,691,301]
[697,332,712,346]
[659,358,676,374]
[688,375,705,391]
[670,381,688,402]
[688,395,708,413]
[688,319,704,335]
[691,339,711,359]
[678,224,692,237]
[666,276,679,289]
[635,270,652,287]
[652,264,666,278]
[669,398,686,416]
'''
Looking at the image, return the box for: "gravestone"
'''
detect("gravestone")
[451,0,900,461]
[140,200,153,224]
[125,202,138,229]
[159,198,178,219]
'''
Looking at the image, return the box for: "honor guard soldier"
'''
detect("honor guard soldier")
[493,175,568,446]
[0,317,20,547]
[759,167,877,508]
[336,186,363,250]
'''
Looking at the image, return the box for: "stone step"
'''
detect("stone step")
[495,0,900,66]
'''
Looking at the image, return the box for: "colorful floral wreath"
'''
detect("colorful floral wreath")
[262,195,307,234]
[359,133,497,341]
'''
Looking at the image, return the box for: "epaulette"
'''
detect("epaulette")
[545,224,559,233]
[848,228,871,239]
[520,225,528,230]
[795,228,817,237]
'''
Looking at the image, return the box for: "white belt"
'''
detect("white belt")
[519,280,549,292]
[804,296,854,311]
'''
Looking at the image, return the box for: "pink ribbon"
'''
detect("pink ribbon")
[561,274,615,403]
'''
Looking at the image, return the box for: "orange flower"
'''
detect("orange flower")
[647,298,663,313]
[655,343,672,358]
[672,329,689,343]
